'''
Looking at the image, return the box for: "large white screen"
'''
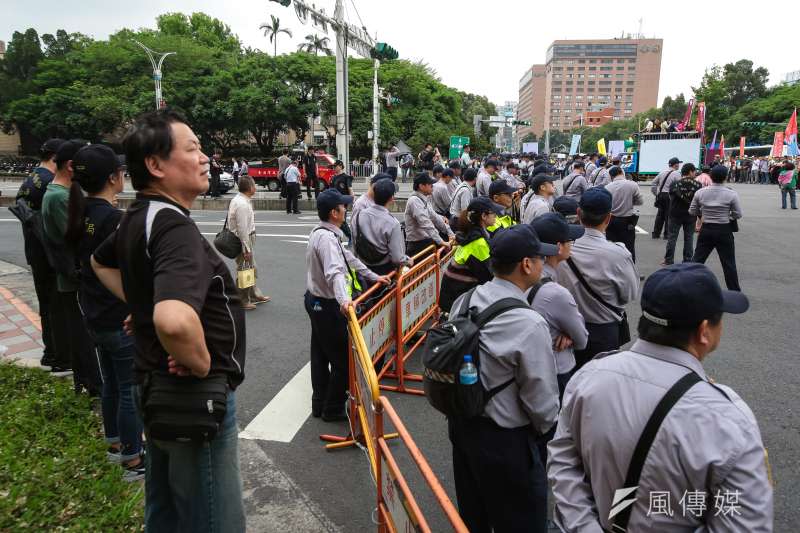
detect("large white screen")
[639,138,702,174]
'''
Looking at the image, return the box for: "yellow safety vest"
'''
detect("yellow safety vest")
[454,237,491,265]
[486,214,515,235]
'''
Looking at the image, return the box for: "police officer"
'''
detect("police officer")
[351,179,411,276]
[486,180,517,235]
[690,164,744,291]
[651,156,682,239]
[557,188,639,368]
[475,159,499,197]
[448,159,463,183]
[553,196,579,224]
[548,263,772,532]
[305,189,390,420]
[584,153,598,177]
[431,167,456,217]
[562,160,588,202]
[604,165,643,261]
[404,173,453,258]
[449,168,477,219]
[352,172,392,222]
[589,156,610,187]
[448,224,560,533]
[521,174,556,223]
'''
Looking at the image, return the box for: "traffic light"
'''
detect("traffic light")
[269,0,291,6]
[372,42,399,61]
[512,120,531,126]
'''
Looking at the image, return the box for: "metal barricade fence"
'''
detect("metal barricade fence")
[350,162,386,178]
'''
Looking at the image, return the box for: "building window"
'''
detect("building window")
[626,88,634,92]
[615,95,623,100]
[553,95,561,99]
[601,66,613,70]
[578,59,586,64]
[602,74,612,78]
[625,102,633,107]
[624,109,632,114]
[627,80,635,85]
[578,74,585,79]
[564,95,571,99]
[576,95,583,100]
[602,59,613,63]
[617,66,625,70]
[616,73,624,78]
[590,59,597,63]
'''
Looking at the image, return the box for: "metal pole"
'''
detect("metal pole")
[372,58,380,172]
[334,0,349,166]
[134,41,174,110]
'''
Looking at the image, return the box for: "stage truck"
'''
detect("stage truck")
[622,131,703,180]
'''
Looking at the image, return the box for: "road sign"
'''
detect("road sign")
[449,136,470,160]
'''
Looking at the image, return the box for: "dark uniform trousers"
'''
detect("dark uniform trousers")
[574,322,620,370]
[303,291,348,416]
[606,215,638,262]
[652,198,670,238]
[664,214,696,264]
[285,182,300,213]
[26,235,57,363]
[405,238,437,260]
[51,290,102,394]
[448,416,548,533]
[691,223,740,291]
[305,173,320,199]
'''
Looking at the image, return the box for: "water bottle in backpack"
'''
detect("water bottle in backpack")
[459,355,478,385]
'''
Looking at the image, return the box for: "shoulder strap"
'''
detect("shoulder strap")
[315,226,357,295]
[473,297,530,329]
[526,277,552,305]
[658,172,672,195]
[563,174,577,194]
[566,257,623,319]
[611,372,702,531]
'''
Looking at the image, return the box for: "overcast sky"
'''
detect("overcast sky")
[4,0,799,107]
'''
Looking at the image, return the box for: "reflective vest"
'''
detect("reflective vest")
[486,214,515,235]
[454,236,491,265]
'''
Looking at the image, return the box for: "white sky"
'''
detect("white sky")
[3,0,799,106]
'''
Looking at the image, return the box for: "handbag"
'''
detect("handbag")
[566,258,631,345]
[214,215,242,259]
[237,260,256,289]
[142,371,229,442]
[653,172,672,209]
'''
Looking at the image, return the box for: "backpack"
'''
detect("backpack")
[401,153,414,169]
[422,288,529,418]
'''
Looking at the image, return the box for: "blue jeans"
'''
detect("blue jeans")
[140,389,245,533]
[664,216,696,264]
[781,187,797,209]
[90,327,142,461]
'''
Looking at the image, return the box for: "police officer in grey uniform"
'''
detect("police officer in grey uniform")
[404,173,454,258]
[651,157,682,239]
[431,168,456,217]
[351,172,392,222]
[589,156,611,187]
[449,168,477,218]
[562,161,589,202]
[448,224,560,533]
[521,174,556,223]
[557,188,639,369]
[549,263,772,532]
[305,189,390,420]
[351,179,412,276]
[604,165,643,261]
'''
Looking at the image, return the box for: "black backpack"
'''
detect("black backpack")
[422,288,529,418]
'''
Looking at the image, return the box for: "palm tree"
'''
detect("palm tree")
[259,15,292,56]
[297,34,332,56]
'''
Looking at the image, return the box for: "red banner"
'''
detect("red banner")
[772,132,785,157]
[677,99,695,132]
[719,135,725,158]
[739,137,746,157]
[695,102,706,134]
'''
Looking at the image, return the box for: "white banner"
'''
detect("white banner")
[522,142,539,154]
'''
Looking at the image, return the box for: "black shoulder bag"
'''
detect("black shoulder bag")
[214,214,242,259]
[609,372,702,531]
[653,172,672,209]
[566,258,631,345]
[354,213,389,265]
[526,277,552,305]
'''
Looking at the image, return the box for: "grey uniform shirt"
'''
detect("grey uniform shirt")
[651,169,681,196]
[527,263,588,374]
[403,192,453,244]
[475,171,494,197]
[305,221,378,305]
[351,193,375,223]
[689,183,743,224]
[278,154,291,175]
[449,182,474,218]
[351,205,410,267]
[591,167,611,187]
[521,193,553,224]
[562,172,589,202]
[556,228,639,324]
[451,278,559,434]
[548,340,773,533]
[431,180,455,215]
[605,176,643,217]
[585,162,597,177]
[284,165,300,183]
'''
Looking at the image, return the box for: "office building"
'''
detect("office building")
[517,38,663,136]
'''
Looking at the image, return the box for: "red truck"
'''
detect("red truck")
[248,151,337,192]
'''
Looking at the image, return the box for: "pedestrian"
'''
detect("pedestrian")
[447,224,560,533]
[438,197,501,314]
[548,263,772,532]
[209,153,222,197]
[14,138,63,369]
[302,146,320,199]
[432,167,456,217]
[604,165,643,262]
[232,157,240,184]
[91,109,247,531]
[663,163,703,265]
[778,161,797,209]
[690,165,743,291]
[460,144,472,169]
[562,160,588,202]
[558,188,639,369]
[400,152,414,181]
[64,143,144,481]
[475,159,499,197]
[305,189,390,420]
[760,156,770,185]
[418,143,435,174]
[284,158,302,215]
[385,144,400,180]
[41,139,102,395]
[486,180,517,234]
[651,157,682,239]
[521,174,556,224]
[351,179,411,276]
[449,168,477,219]
[695,164,712,187]
[229,176,270,309]
[404,173,453,258]
[239,157,248,178]
[277,148,291,185]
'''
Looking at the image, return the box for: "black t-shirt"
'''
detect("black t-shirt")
[16,167,54,210]
[302,154,317,176]
[669,178,703,219]
[78,198,129,330]
[93,194,246,388]
[332,172,353,195]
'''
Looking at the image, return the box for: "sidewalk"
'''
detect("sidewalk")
[0,263,46,369]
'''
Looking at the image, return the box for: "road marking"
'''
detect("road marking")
[201,232,308,239]
[239,362,313,442]
[635,225,648,235]
[282,240,310,244]
[194,221,317,228]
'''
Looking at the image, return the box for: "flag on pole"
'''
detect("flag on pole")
[695,102,706,135]
[785,108,798,156]
[772,132,785,157]
[739,136,746,157]
[719,135,725,159]
[597,138,606,156]
[705,129,717,165]
[677,99,695,132]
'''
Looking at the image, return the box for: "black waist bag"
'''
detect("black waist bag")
[143,371,229,442]
[422,288,528,419]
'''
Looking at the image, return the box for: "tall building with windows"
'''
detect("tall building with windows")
[495,101,517,152]
[517,65,546,141]
[517,38,662,136]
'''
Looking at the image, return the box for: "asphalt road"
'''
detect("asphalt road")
[0,182,796,531]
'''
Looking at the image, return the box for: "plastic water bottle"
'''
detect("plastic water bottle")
[459,355,478,385]
[312,300,322,312]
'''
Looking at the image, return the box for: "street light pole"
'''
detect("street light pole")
[372,58,380,168]
[333,0,350,167]
[134,40,175,110]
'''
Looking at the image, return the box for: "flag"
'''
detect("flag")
[785,108,798,156]
[597,138,606,155]
[772,132,785,157]
[739,136,746,157]
[719,135,725,159]
[677,99,695,132]
[569,134,581,156]
[705,129,717,165]
[695,102,706,135]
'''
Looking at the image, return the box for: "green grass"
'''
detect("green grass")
[0,363,143,531]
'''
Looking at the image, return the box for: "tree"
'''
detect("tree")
[157,12,241,53]
[3,29,44,80]
[40,30,91,58]
[297,34,332,56]
[259,15,292,57]
[660,93,687,121]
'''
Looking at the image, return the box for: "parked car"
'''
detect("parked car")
[207,171,235,195]
[248,152,337,192]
